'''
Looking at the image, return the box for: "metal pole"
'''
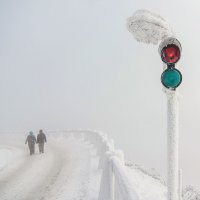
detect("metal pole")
[166,89,179,200]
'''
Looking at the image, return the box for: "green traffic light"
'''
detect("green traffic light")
[161,68,182,89]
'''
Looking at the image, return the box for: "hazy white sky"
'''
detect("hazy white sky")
[1,0,200,187]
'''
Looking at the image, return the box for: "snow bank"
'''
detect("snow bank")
[126,162,166,185]
[112,157,139,200]
[126,164,167,200]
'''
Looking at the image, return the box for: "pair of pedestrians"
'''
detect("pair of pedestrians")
[25,130,47,155]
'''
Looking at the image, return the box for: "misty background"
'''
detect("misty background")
[0,0,200,187]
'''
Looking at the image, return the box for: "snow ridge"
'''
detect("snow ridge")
[126,162,166,185]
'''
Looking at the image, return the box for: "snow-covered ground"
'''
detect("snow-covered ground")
[0,132,198,200]
[0,133,101,200]
[125,164,167,200]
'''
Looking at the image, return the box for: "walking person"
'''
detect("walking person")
[25,131,36,155]
[37,129,47,153]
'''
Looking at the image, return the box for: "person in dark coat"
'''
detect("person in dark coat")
[25,131,36,155]
[37,129,47,153]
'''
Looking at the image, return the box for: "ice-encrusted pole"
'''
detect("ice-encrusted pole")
[127,9,182,200]
[166,90,179,200]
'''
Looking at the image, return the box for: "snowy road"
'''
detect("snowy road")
[0,133,100,200]
[0,132,170,200]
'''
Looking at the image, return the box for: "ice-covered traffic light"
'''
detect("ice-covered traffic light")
[159,37,182,90]
[161,68,182,89]
[159,37,182,64]
[161,44,180,64]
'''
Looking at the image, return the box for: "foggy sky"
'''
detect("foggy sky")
[1,0,200,187]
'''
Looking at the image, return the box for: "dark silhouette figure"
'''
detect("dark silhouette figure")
[25,131,36,155]
[37,129,47,153]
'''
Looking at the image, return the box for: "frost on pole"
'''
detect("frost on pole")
[127,10,174,45]
[127,9,182,200]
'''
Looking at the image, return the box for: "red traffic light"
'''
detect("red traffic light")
[161,44,180,64]
[159,37,181,64]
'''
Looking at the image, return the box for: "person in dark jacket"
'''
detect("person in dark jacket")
[25,131,36,155]
[37,129,47,153]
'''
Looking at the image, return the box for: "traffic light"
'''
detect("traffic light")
[159,37,182,90]
[161,68,182,89]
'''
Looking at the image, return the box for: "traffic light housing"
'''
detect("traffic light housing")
[159,37,182,90]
